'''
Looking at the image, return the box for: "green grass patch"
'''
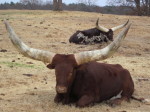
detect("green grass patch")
[0,61,44,69]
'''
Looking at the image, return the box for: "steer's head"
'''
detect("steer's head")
[4,20,131,94]
[47,54,77,93]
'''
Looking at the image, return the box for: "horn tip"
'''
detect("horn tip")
[3,19,9,27]
[3,19,10,25]
[124,23,132,36]
[125,19,130,26]
[3,19,7,23]
[96,18,99,26]
[127,23,132,29]
[3,20,9,30]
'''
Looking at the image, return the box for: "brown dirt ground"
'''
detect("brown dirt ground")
[0,10,150,112]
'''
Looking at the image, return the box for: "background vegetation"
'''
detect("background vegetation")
[0,0,149,16]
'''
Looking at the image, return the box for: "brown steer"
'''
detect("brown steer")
[4,20,133,107]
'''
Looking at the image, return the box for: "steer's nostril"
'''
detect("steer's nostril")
[56,86,67,93]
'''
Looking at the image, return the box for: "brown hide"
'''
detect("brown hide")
[47,55,134,107]
[72,62,134,102]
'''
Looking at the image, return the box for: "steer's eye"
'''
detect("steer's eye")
[67,72,73,82]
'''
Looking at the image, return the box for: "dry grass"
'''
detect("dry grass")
[0,10,150,112]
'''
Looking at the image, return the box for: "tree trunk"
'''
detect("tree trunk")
[53,0,58,10]
[134,0,142,16]
[146,0,149,15]
[148,0,150,16]
[58,0,62,11]
[53,0,63,11]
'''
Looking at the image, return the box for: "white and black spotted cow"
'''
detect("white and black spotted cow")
[69,19,129,44]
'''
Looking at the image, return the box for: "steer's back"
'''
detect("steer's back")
[72,61,134,102]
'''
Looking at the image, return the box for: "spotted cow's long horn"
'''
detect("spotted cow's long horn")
[4,20,56,64]
[111,19,129,32]
[74,23,131,65]
[96,18,109,32]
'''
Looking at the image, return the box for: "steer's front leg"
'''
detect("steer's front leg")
[55,93,72,105]
[76,95,94,107]
[54,93,64,103]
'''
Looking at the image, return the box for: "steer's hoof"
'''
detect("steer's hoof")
[108,99,121,107]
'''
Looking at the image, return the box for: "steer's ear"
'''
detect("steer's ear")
[47,64,55,69]
[76,30,81,32]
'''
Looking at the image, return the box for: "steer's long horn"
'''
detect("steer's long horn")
[111,19,129,32]
[74,23,131,65]
[96,18,109,32]
[4,20,56,64]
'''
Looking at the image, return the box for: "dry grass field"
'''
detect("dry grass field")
[0,10,150,112]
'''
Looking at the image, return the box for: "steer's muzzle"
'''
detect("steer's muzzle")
[56,86,67,93]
